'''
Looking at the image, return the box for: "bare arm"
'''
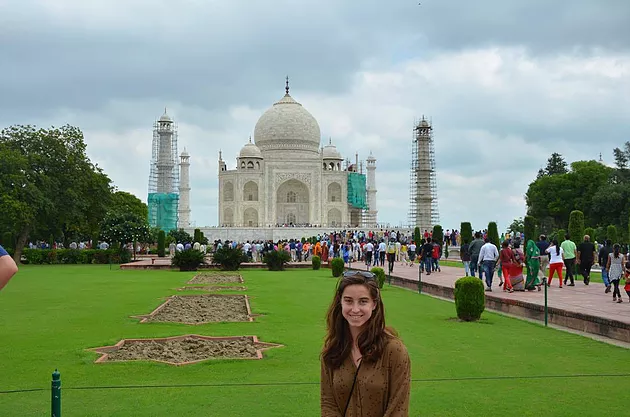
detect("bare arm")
[0,255,18,292]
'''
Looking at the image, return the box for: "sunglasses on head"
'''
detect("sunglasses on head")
[342,270,376,280]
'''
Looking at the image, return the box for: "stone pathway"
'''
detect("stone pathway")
[379,262,630,326]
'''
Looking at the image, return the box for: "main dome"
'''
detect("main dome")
[253,92,321,154]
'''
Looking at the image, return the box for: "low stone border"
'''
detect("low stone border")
[187,273,244,285]
[177,285,247,292]
[89,334,282,366]
[382,273,630,344]
[132,294,255,324]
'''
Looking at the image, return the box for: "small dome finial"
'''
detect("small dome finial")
[329,137,332,145]
[219,149,223,160]
[249,135,252,143]
[285,75,290,95]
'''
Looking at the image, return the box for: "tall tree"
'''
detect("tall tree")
[109,191,148,222]
[508,217,524,234]
[568,210,584,245]
[613,147,628,170]
[460,222,473,244]
[487,222,500,249]
[545,152,569,176]
[524,215,537,243]
[0,125,112,262]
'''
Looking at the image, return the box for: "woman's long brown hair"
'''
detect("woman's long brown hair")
[321,274,397,369]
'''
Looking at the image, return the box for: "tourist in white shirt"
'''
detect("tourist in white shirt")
[477,238,499,291]
[545,239,565,288]
[365,241,374,268]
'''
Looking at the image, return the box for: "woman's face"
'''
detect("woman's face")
[341,284,376,330]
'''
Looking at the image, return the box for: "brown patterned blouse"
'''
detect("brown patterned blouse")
[321,338,411,416]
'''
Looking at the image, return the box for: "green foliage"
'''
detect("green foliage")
[168,228,193,244]
[263,250,292,271]
[211,246,247,271]
[171,249,206,272]
[0,124,112,261]
[330,258,345,277]
[157,230,166,257]
[508,217,524,234]
[557,229,566,243]
[487,222,500,249]
[108,191,147,222]
[312,255,321,270]
[413,227,421,246]
[584,227,596,243]
[544,152,569,176]
[21,249,128,264]
[432,225,444,245]
[370,267,386,289]
[460,222,473,244]
[568,210,584,244]
[100,211,151,247]
[606,225,618,244]
[194,228,201,243]
[1,231,13,250]
[454,277,485,321]
[524,215,537,243]
[526,160,611,233]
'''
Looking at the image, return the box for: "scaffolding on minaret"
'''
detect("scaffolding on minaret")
[148,109,180,231]
[408,116,439,232]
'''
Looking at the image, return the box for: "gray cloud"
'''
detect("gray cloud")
[1,0,629,232]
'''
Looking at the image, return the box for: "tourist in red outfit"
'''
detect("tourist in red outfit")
[499,240,515,293]
[545,239,564,288]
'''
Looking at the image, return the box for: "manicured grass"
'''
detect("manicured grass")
[0,265,628,416]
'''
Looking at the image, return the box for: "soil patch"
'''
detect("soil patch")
[178,286,247,292]
[188,273,244,285]
[135,294,253,324]
[90,335,282,365]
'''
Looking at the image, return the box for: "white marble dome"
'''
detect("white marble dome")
[239,140,263,159]
[322,143,342,160]
[254,93,321,154]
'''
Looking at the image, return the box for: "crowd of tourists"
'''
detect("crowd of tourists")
[459,232,630,302]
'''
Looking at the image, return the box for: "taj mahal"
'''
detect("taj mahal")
[148,78,380,241]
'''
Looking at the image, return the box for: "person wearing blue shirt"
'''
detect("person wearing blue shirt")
[0,244,18,292]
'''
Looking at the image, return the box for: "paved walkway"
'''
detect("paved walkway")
[122,257,630,326]
[381,262,630,326]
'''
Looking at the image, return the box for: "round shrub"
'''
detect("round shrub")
[172,249,206,271]
[454,277,485,321]
[370,267,386,289]
[330,257,345,277]
[312,255,321,270]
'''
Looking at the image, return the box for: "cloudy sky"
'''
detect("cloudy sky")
[2,0,629,232]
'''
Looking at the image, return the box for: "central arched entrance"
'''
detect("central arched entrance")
[276,179,310,225]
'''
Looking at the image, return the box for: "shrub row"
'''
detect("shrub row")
[21,249,132,265]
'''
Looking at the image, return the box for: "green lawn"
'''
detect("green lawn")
[0,265,628,416]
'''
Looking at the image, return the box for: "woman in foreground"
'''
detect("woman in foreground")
[321,271,411,417]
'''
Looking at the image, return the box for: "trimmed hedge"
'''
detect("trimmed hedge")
[21,249,131,265]
[312,255,321,270]
[157,230,166,257]
[370,267,386,289]
[331,257,344,277]
[454,277,485,321]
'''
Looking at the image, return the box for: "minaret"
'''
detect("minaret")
[366,152,378,226]
[156,109,175,193]
[178,148,191,228]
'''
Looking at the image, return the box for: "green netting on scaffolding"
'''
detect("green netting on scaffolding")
[347,172,367,209]
[148,193,179,231]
